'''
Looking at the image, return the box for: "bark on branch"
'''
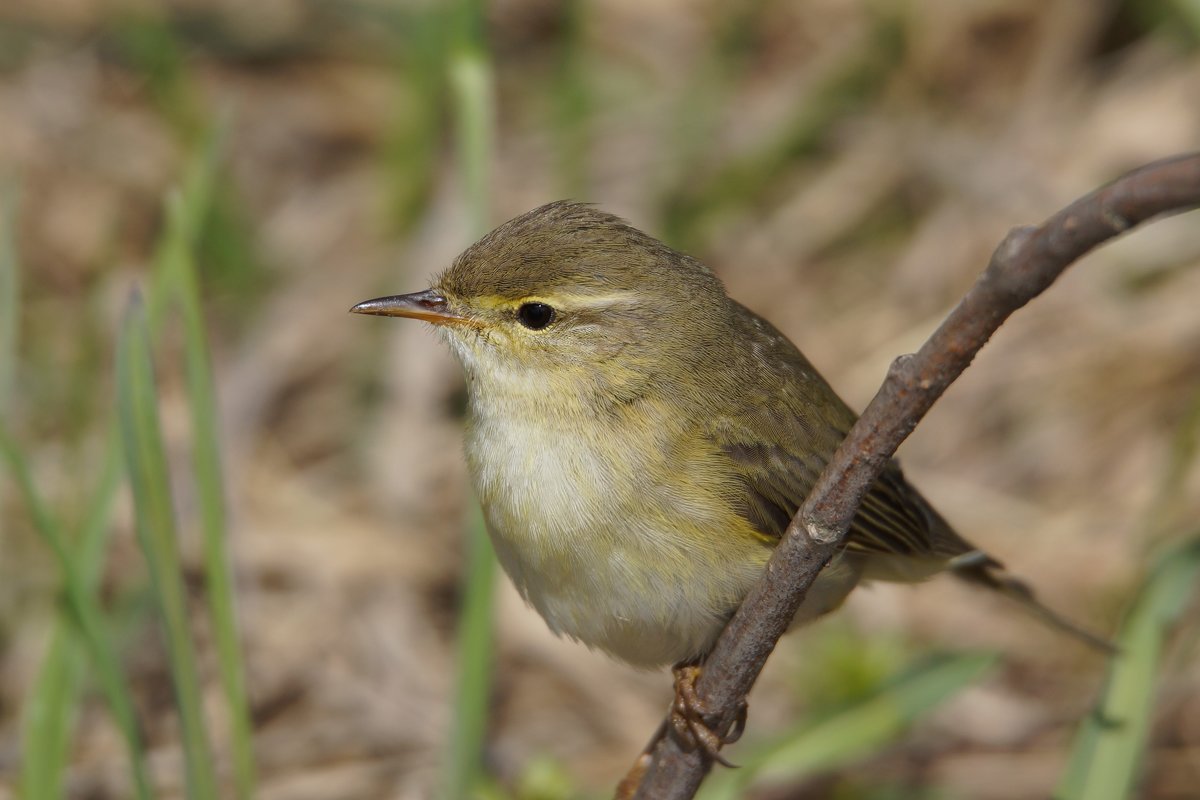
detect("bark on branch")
[626,152,1200,799]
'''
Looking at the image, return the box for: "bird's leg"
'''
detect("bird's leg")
[615,667,748,796]
[668,663,747,767]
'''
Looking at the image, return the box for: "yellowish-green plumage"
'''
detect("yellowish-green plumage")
[353,201,1108,667]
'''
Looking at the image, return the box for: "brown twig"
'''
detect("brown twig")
[627,152,1200,799]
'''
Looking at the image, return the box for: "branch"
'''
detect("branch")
[626,153,1200,798]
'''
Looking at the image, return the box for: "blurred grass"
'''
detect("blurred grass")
[446,506,499,800]
[477,756,586,800]
[17,431,126,800]
[549,0,591,198]
[1126,0,1200,45]
[1,178,151,799]
[8,125,253,798]
[1058,535,1200,800]
[105,10,205,140]
[157,130,258,800]
[1145,383,1200,541]
[382,5,450,234]
[0,426,152,800]
[698,652,998,800]
[117,294,220,800]
[652,4,757,225]
[108,10,271,325]
[0,182,16,410]
[786,625,915,712]
[1057,389,1200,799]
[443,1,498,798]
[449,0,495,235]
[659,6,905,249]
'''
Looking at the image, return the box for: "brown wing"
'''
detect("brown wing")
[708,302,979,566]
[719,433,976,562]
[702,303,1114,646]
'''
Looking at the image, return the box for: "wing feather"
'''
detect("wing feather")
[709,302,977,569]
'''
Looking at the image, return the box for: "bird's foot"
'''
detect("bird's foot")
[668,664,747,767]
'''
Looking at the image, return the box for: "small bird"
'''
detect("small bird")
[352,201,1107,755]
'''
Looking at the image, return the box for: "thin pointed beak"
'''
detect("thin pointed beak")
[349,289,464,325]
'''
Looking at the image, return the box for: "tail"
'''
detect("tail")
[947,551,1117,654]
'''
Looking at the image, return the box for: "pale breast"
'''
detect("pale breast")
[459,357,873,664]
[463,400,781,666]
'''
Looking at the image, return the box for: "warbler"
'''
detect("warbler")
[352,201,1107,674]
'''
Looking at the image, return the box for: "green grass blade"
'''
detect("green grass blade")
[117,295,219,800]
[20,627,86,800]
[550,0,591,197]
[0,427,153,800]
[149,122,223,330]
[20,432,126,798]
[1057,535,1200,800]
[151,123,255,797]
[699,652,998,800]
[0,181,17,409]
[168,190,258,799]
[76,430,128,581]
[11,148,201,797]
[443,506,497,800]
[449,0,493,238]
[381,5,449,233]
[441,2,497,798]
[19,230,188,796]
[175,121,224,243]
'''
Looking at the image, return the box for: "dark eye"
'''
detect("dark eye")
[516,302,556,330]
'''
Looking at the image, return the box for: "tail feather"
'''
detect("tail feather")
[949,554,1117,655]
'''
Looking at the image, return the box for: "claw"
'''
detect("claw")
[668,664,747,767]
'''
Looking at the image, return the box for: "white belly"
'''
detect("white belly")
[465,408,860,667]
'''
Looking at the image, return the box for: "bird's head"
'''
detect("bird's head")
[352,202,732,398]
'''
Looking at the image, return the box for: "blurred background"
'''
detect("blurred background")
[1,0,1199,798]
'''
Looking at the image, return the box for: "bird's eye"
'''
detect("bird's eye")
[516,302,556,330]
